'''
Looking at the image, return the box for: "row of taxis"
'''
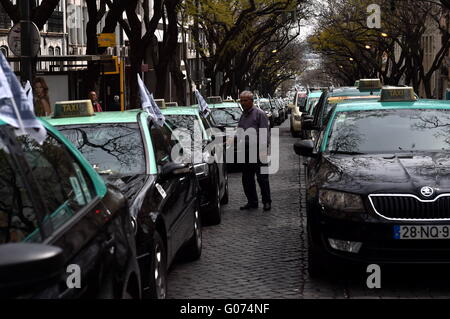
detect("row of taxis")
[1,95,238,298]
[256,97,288,128]
[293,80,450,277]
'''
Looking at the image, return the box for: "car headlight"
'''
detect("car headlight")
[318,190,364,212]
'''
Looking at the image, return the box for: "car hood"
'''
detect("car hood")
[321,153,450,195]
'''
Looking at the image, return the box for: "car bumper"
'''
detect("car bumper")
[311,209,450,264]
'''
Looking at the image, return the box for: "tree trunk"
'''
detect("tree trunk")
[155,0,179,99]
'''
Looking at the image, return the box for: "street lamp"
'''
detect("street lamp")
[365,45,372,49]
[349,57,354,61]
[381,32,388,38]
[272,49,278,54]
[276,60,280,63]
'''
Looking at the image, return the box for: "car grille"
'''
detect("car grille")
[369,194,450,220]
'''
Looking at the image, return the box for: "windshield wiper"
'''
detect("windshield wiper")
[329,150,365,155]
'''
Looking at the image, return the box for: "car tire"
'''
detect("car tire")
[220,170,229,205]
[182,206,202,261]
[148,231,168,299]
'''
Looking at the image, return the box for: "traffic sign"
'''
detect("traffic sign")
[8,22,41,57]
[98,33,116,47]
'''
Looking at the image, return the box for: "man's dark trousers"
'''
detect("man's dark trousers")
[242,163,271,206]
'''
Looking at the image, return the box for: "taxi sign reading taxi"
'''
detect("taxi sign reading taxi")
[53,100,95,119]
[97,33,116,48]
[380,87,416,102]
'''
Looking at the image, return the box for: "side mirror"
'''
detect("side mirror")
[0,243,65,298]
[302,119,317,131]
[160,162,191,179]
[293,140,316,157]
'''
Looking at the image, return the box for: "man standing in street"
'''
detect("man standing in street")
[88,91,103,112]
[237,90,272,211]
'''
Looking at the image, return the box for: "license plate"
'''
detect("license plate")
[394,225,450,240]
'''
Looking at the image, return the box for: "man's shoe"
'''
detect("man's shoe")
[240,203,258,210]
[263,203,271,211]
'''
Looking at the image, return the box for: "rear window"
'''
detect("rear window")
[57,123,146,176]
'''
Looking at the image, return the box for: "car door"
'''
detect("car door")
[149,122,193,262]
[16,131,134,299]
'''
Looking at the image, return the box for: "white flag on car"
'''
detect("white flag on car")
[0,52,46,144]
[194,88,210,116]
[24,81,34,112]
[137,74,165,127]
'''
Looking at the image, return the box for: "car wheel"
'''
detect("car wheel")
[148,231,167,299]
[182,207,202,261]
[205,180,221,225]
[220,170,229,205]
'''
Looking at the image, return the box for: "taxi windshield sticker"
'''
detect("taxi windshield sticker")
[156,183,167,199]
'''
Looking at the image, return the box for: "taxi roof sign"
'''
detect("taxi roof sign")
[154,99,166,109]
[380,87,417,102]
[358,79,382,90]
[166,102,178,107]
[53,100,94,119]
[207,96,223,104]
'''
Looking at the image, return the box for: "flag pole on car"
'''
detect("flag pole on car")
[137,74,165,127]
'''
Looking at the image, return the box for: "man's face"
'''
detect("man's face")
[89,92,97,102]
[240,94,253,111]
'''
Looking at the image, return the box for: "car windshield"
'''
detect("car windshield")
[210,107,242,126]
[57,123,146,176]
[327,109,450,154]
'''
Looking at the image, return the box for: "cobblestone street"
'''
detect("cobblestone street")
[167,119,450,299]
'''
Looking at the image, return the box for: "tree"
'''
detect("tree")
[309,0,450,97]
[183,0,312,96]
[0,0,62,30]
